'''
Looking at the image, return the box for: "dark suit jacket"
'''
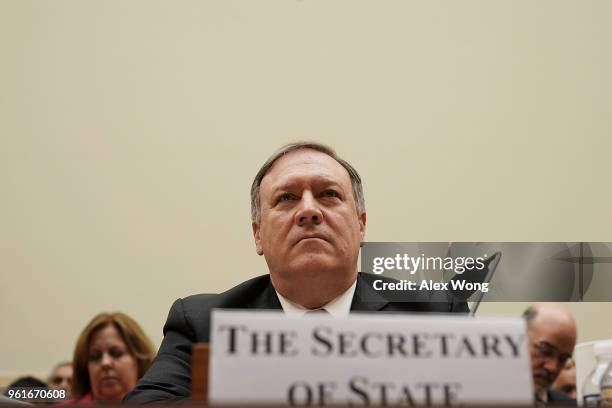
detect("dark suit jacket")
[125,273,468,403]
[547,389,577,406]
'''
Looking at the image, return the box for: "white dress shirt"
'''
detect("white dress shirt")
[275,279,357,317]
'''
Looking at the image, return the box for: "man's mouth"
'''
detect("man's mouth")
[296,234,328,244]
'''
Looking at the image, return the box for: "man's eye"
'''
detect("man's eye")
[278,193,294,202]
[322,190,339,198]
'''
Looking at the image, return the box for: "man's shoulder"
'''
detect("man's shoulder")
[181,274,279,311]
[356,272,430,304]
[358,272,406,285]
[356,272,470,314]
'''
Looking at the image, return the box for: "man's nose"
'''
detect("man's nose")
[295,192,323,226]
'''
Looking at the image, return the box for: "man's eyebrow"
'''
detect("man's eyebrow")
[538,341,572,358]
[538,341,559,353]
[269,180,299,193]
[270,176,345,194]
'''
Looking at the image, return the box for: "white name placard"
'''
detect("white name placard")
[209,310,533,406]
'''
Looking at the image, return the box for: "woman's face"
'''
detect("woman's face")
[87,324,138,403]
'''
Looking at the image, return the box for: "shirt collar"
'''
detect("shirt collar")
[276,279,357,318]
[535,388,548,405]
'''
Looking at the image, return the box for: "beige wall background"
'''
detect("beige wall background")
[1,0,611,380]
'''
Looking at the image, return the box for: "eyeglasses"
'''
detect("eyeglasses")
[533,341,573,367]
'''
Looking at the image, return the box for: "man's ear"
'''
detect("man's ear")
[359,212,367,244]
[252,221,264,255]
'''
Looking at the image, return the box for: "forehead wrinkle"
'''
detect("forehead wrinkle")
[263,160,350,195]
[269,173,344,193]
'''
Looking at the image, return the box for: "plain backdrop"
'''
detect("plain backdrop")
[1,0,611,379]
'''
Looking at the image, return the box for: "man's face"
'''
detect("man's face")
[528,319,576,392]
[48,364,73,392]
[253,149,366,293]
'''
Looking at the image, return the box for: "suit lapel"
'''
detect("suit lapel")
[246,275,283,310]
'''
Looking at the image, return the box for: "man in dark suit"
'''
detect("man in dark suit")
[523,304,577,406]
[125,142,468,403]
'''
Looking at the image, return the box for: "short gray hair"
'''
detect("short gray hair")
[250,142,366,223]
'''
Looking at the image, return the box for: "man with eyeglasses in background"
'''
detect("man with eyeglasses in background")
[46,361,72,396]
[523,303,577,406]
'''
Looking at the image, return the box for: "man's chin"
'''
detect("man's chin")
[289,258,338,275]
[533,376,552,391]
[280,254,350,278]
